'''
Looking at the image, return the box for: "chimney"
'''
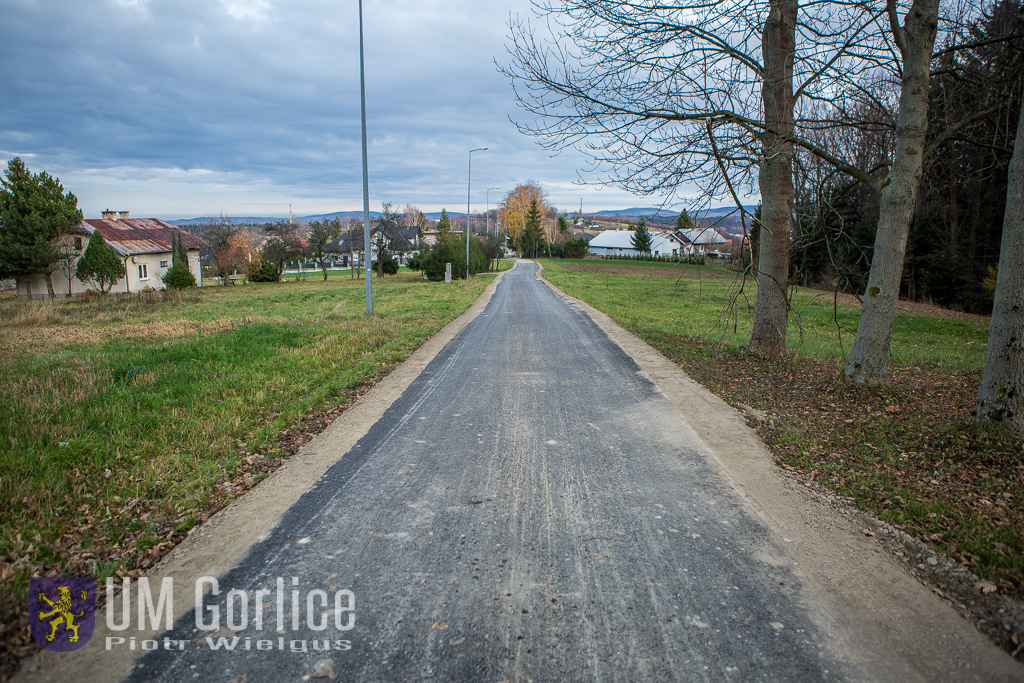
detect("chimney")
[102,210,116,219]
[118,211,130,220]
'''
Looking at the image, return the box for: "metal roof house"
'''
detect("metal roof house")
[587,229,687,258]
[16,212,205,298]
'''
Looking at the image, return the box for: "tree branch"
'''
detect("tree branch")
[932,33,1022,60]
[924,104,1003,158]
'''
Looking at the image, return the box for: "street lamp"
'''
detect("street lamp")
[358,0,372,313]
[485,187,499,238]
[466,147,488,279]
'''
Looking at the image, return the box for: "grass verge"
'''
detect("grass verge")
[0,270,497,675]
[540,258,1023,655]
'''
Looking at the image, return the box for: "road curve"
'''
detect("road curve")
[118,260,848,682]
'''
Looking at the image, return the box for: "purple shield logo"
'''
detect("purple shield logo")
[30,577,96,651]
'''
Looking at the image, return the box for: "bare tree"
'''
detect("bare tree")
[498,182,547,248]
[308,218,342,281]
[841,0,942,382]
[202,215,244,286]
[501,0,880,355]
[973,103,1023,430]
[373,203,403,277]
[751,0,798,355]
[262,220,304,280]
[402,205,428,230]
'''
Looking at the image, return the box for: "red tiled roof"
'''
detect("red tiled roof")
[82,218,205,257]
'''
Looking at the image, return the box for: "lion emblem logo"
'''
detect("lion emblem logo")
[30,577,95,652]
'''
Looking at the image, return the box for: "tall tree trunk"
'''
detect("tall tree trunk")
[44,271,56,299]
[843,0,939,384]
[973,107,1024,430]
[750,0,797,356]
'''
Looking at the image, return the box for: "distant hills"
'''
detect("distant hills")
[171,211,381,225]
[169,206,755,225]
[170,209,473,225]
[590,206,757,219]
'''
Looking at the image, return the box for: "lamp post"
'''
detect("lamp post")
[466,147,487,279]
[358,0,372,313]
[485,187,499,238]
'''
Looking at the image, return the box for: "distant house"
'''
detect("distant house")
[674,227,731,255]
[587,229,687,258]
[324,224,422,265]
[16,211,205,298]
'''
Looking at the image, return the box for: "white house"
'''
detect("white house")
[587,229,687,258]
[674,227,731,255]
[17,212,205,298]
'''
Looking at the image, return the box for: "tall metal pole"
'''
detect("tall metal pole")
[359,0,373,313]
[466,147,487,279]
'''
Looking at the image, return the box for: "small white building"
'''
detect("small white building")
[587,229,687,258]
[17,212,205,298]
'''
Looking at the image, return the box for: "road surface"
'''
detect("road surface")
[122,261,839,681]
[24,260,1014,682]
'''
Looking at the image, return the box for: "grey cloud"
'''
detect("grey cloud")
[0,0,677,215]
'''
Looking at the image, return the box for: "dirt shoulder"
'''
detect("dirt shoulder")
[539,266,1022,680]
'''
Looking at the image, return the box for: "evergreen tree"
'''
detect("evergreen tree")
[162,232,196,289]
[422,234,487,280]
[437,209,452,237]
[75,231,125,294]
[520,199,544,257]
[0,157,83,298]
[675,209,693,231]
[630,218,653,253]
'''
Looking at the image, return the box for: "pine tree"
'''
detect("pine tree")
[437,209,452,237]
[162,231,196,290]
[75,231,125,294]
[631,218,653,254]
[675,209,693,231]
[0,157,83,298]
[522,199,544,257]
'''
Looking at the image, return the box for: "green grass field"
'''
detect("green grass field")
[0,269,501,609]
[541,259,989,370]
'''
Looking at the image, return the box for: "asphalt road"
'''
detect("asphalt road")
[129,261,840,682]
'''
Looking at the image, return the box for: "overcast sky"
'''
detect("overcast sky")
[0,0,721,219]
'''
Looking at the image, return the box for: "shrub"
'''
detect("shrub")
[248,260,279,283]
[162,263,196,289]
[563,238,589,259]
[372,254,399,275]
[161,233,196,289]
[405,253,424,271]
[422,235,487,281]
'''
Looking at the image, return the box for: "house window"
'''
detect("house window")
[74,237,82,250]
[138,264,148,280]
[160,260,168,268]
